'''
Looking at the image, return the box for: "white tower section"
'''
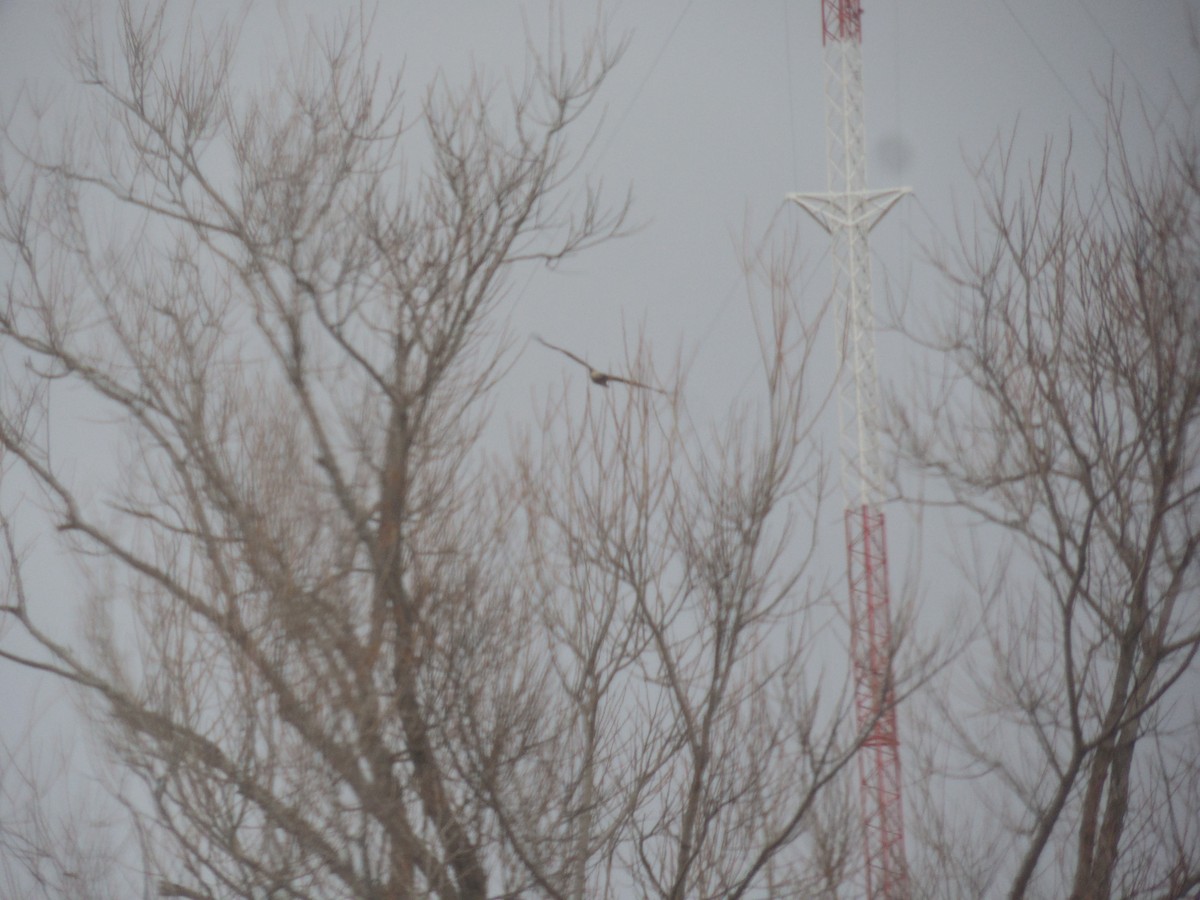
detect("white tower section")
[788,14,907,510]
[787,2,911,898]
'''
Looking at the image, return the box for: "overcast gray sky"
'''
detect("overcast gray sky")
[4,0,1193,407]
[1,0,1197,855]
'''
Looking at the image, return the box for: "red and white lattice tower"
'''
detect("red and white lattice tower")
[787,1,910,897]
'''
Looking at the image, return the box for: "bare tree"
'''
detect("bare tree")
[0,727,138,900]
[511,229,881,898]
[893,94,1200,899]
[1,2,629,896]
[0,3,896,898]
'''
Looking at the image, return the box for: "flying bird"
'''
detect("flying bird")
[534,335,665,394]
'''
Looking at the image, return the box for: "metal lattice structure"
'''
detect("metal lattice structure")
[787,1,910,897]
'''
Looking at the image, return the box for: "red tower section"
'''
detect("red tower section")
[821,0,863,44]
[846,507,908,899]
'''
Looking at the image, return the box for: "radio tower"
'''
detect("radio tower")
[787,1,910,897]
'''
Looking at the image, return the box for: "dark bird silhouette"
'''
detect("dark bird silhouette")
[534,335,665,394]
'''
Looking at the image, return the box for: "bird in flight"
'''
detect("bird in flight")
[534,335,665,394]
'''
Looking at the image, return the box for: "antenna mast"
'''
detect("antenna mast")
[788,1,910,897]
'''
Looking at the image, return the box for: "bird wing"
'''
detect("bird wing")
[533,335,594,371]
[534,335,666,394]
[605,374,667,394]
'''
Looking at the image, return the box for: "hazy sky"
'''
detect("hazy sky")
[1,0,1197,843]
[4,0,1194,407]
